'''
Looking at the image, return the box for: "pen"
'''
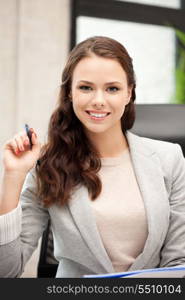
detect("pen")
[24,124,33,150]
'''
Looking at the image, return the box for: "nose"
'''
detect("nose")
[91,90,106,108]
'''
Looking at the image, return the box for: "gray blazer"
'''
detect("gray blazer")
[0,131,185,278]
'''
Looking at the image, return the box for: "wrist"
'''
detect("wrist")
[2,169,28,181]
[0,170,27,214]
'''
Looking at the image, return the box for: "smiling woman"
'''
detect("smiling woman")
[36,36,136,205]
[0,36,185,278]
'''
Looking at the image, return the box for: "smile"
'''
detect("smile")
[85,110,110,121]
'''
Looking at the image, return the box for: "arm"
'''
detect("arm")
[0,169,49,277]
[159,144,185,267]
[0,171,26,215]
[0,129,48,277]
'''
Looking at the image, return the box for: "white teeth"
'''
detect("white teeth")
[89,112,108,118]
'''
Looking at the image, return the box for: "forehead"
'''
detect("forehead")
[72,54,127,82]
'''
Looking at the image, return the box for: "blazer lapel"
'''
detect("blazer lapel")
[68,185,115,273]
[126,131,170,270]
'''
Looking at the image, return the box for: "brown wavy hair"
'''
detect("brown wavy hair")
[36,36,136,207]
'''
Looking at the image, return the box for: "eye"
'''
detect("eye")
[79,85,92,91]
[107,86,119,92]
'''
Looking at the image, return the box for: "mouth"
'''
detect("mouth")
[85,110,111,121]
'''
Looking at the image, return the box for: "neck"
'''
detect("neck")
[86,127,128,158]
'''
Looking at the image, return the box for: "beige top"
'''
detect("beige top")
[90,148,148,273]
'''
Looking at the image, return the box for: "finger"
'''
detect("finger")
[8,139,20,155]
[31,132,37,145]
[30,129,38,146]
[14,132,30,150]
[23,138,30,147]
[14,135,25,152]
[18,134,30,147]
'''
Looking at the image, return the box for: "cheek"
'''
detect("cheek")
[71,94,87,118]
[72,90,90,106]
[112,95,128,112]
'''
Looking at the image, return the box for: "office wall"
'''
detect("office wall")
[0,0,70,170]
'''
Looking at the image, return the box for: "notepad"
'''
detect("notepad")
[83,266,185,278]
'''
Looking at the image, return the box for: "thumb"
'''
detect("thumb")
[31,131,38,146]
[30,129,41,151]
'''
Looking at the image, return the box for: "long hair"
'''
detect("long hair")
[36,36,136,207]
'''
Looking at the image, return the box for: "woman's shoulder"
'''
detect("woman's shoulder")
[140,135,181,152]
[127,131,184,163]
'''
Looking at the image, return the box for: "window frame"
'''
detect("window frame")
[69,0,185,49]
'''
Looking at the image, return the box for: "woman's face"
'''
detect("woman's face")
[71,54,132,136]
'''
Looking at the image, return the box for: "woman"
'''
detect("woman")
[0,36,185,278]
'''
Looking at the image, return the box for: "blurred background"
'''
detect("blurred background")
[0,0,185,277]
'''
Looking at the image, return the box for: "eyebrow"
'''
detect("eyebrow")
[77,80,122,85]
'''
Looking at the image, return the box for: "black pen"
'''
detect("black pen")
[24,124,33,150]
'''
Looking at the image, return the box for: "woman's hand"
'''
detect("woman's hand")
[2,128,41,175]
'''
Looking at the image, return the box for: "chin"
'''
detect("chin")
[84,125,109,135]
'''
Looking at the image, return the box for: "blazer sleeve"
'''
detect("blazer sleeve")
[0,169,49,277]
[159,144,185,267]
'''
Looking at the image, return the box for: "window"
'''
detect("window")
[71,0,185,104]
